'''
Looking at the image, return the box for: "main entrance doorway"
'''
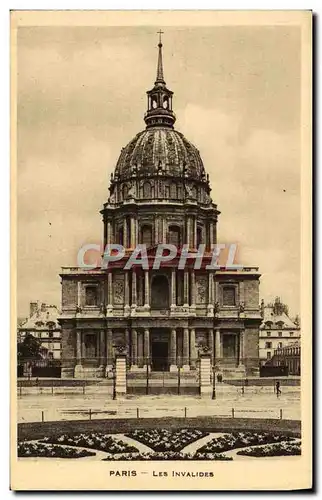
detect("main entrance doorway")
[151,341,169,371]
[222,334,237,364]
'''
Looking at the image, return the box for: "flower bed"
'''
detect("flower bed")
[103,451,232,461]
[198,432,296,454]
[41,433,138,454]
[18,441,95,459]
[237,441,301,457]
[125,429,209,452]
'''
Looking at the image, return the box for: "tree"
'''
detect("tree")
[17,333,43,364]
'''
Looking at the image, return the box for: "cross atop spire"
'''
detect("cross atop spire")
[144,31,176,128]
[156,29,165,84]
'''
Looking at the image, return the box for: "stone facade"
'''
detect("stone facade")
[59,38,261,379]
[18,301,61,359]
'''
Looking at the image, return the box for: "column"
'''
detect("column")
[81,332,86,361]
[183,271,189,307]
[209,222,214,247]
[183,328,190,370]
[213,221,217,245]
[123,218,127,248]
[107,272,113,309]
[144,328,150,364]
[235,334,239,366]
[162,218,167,242]
[194,217,197,248]
[215,329,221,364]
[107,221,111,245]
[207,272,214,315]
[190,270,196,309]
[124,272,130,313]
[171,269,176,309]
[125,328,130,365]
[208,328,214,366]
[76,330,82,365]
[130,217,136,248]
[190,328,196,369]
[144,270,150,308]
[77,281,81,308]
[131,270,137,309]
[74,329,83,377]
[186,218,191,247]
[137,331,144,367]
[240,330,245,366]
[106,328,113,372]
[131,328,138,367]
[154,218,159,244]
[170,328,177,371]
[99,329,105,367]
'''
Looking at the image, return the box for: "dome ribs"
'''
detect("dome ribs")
[113,128,207,185]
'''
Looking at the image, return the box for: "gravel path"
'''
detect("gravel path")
[113,433,153,453]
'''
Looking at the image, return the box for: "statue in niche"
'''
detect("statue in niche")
[108,191,116,204]
[185,184,194,200]
[127,183,136,199]
[239,302,245,313]
[214,301,220,314]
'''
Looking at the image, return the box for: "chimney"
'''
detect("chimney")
[29,302,38,318]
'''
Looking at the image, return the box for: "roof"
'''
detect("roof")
[261,306,299,329]
[114,127,206,182]
[19,304,61,330]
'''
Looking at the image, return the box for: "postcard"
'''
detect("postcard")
[11,9,312,491]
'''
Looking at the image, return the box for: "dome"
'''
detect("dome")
[114,127,206,181]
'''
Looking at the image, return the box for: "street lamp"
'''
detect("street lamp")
[212,364,216,399]
[146,356,150,395]
[112,363,116,400]
[177,356,182,395]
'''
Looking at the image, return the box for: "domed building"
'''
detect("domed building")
[60,37,262,383]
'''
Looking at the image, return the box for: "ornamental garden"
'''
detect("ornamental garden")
[18,429,301,460]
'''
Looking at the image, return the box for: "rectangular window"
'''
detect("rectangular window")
[267,332,271,337]
[267,351,272,359]
[278,342,283,349]
[290,332,294,337]
[278,332,282,337]
[265,342,272,349]
[222,286,236,306]
[85,286,98,306]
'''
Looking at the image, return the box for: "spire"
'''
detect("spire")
[144,31,176,129]
[156,30,165,85]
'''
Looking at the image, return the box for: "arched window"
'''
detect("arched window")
[197,226,203,247]
[168,225,181,247]
[170,182,177,199]
[118,227,123,246]
[143,182,152,199]
[122,184,128,200]
[141,224,153,247]
[151,275,169,309]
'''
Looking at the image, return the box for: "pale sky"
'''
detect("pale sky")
[17,25,301,318]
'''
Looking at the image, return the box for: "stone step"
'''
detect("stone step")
[127,371,197,380]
